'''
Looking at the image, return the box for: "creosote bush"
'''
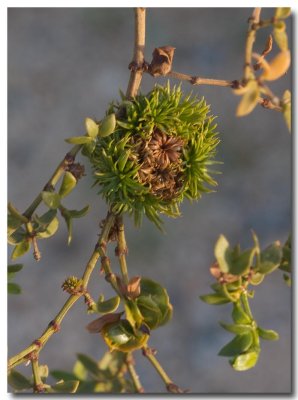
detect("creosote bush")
[8,7,291,394]
[90,84,219,228]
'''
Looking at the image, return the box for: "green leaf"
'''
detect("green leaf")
[136,278,173,329]
[36,217,59,239]
[50,380,80,393]
[125,299,144,328]
[230,351,259,371]
[76,354,100,378]
[258,242,282,274]
[65,136,94,145]
[8,282,21,294]
[33,209,57,226]
[200,293,231,305]
[236,80,260,117]
[73,360,88,381]
[116,120,131,129]
[51,370,78,382]
[98,113,116,137]
[41,191,61,209]
[8,370,32,390]
[11,240,30,260]
[8,263,23,278]
[59,172,77,198]
[218,332,253,357]
[275,7,291,19]
[257,327,279,341]
[282,90,291,132]
[232,302,251,324]
[250,272,264,285]
[81,140,96,156]
[85,117,99,138]
[8,227,27,245]
[229,247,255,276]
[219,321,252,335]
[214,234,230,273]
[8,214,23,234]
[97,296,121,314]
[67,205,90,218]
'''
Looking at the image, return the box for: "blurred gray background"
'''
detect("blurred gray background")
[8,8,291,393]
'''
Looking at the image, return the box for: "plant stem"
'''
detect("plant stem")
[8,211,115,370]
[168,71,236,87]
[126,353,144,393]
[241,292,254,320]
[243,8,261,81]
[23,144,81,219]
[142,346,172,387]
[31,358,44,393]
[126,8,146,98]
[116,216,129,284]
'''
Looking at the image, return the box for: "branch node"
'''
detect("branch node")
[48,320,61,333]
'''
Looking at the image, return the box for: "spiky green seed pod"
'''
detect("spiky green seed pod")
[88,83,220,229]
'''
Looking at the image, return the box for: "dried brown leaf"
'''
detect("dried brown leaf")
[86,312,123,333]
[149,46,176,77]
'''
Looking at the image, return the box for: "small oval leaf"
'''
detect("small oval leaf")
[214,235,231,273]
[11,240,30,260]
[97,296,121,314]
[200,293,231,305]
[85,117,99,138]
[258,242,282,274]
[37,217,59,239]
[232,302,251,324]
[8,282,21,295]
[260,50,291,81]
[41,191,61,209]
[8,228,27,245]
[236,80,260,117]
[98,114,116,137]
[51,370,78,382]
[59,172,77,198]
[219,321,252,335]
[65,136,93,145]
[275,7,291,19]
[257,326,279,341]
[218,332,253,357]
[230,351,259,371]
[76,353,100,377]
[68,205,90,218]
[8,370,32,390]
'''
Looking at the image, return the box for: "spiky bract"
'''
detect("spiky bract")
[90,83,219,229]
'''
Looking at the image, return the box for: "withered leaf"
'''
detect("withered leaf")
[127,276,141,299]
[86,312,123,333]
[149,46,176,77]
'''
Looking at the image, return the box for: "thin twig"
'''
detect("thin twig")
[31,357,44,393]
[168,71,237,87]
[126,8,146,98]
[142,346,185,393]
[243,8,262,81]
[126,353,145,393]
[8,212,115,371]
[116,215,129,284]
[23,144,82,219]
